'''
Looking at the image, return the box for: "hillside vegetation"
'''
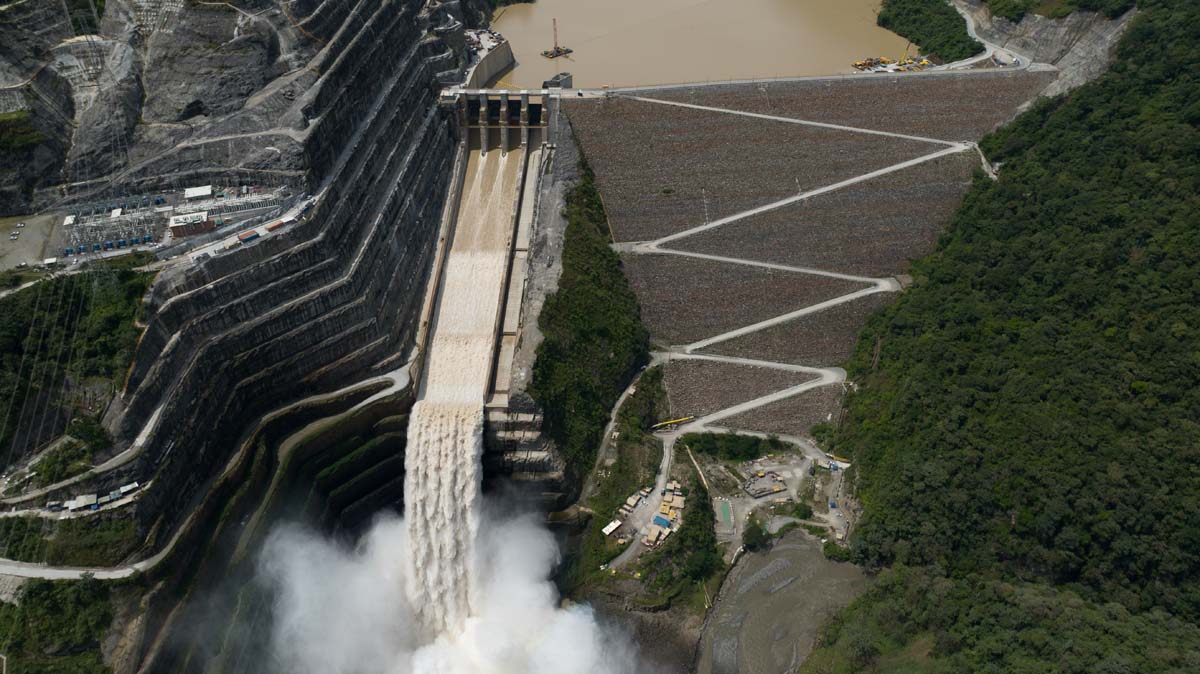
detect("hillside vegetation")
[803,0,1200,670]
[0,262,152,466]
[530,158,649,474]
[877,0,983,62]
[0,110,45,153]
[561,366,665,591]
[985,0,1134,21]
[804,567,1200,674]
[0,577,113,674]
[679,431,791,461]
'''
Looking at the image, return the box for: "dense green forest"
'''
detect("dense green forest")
[0,261,152,469]
[804,0,1200,670]
[679,431,791,461]
[0,577,113,674]
[530,158,649,474]
[804,567,1200,673]
[877,0,982,62]
[985,0,1134,21]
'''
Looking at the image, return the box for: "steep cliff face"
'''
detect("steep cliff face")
[103,0,468,549]
[0,68,73,213]
[0,0,496,213]
[141,10,281,123]
[0,0,76,212]
[957,0,1135,95]
[0,0,484,547]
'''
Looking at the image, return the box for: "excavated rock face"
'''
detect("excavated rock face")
[141,9,280,123]
[957,0,1135,95]
[0,0,496,213]
[6,0,537,541]
[0,1,75,212]
[0,67,73,213]
[107,0,468,545]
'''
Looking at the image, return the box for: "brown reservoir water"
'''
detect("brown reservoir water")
[491,0,911,89]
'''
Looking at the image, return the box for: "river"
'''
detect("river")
[490,0,911,89]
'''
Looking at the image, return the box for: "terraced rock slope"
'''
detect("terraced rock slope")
[0,0,501,560]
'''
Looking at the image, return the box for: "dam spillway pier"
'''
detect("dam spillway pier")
[442,88,553,153]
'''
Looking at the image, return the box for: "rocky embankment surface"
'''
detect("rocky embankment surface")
[956,0,1135,95]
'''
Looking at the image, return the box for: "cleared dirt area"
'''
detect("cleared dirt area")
[696,531,865,674]
[622,253,868,345]
[705,292,894,367]
[664,359,816,419]
[0,212,57,270]
[564,97,936,242]
[720,384,845,437]
[642,69,1057,141]
[674,152,978,277]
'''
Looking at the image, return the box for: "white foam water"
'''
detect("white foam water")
[403,148,520,635]
[403,402,484,635]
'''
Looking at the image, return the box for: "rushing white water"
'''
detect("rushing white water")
[403,402,484,635]
[403,148,521,635]
[257,148,639,673]
[259,512,639,674]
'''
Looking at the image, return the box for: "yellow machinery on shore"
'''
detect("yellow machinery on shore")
[853,42,930,72]
[651,416,695,432]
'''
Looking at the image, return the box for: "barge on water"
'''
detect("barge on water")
[541,18,572,59]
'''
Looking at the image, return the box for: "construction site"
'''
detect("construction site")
[0,0,1140,672]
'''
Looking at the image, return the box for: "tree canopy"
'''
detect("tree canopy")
[805,0,1200,669]
[530,157,650,474]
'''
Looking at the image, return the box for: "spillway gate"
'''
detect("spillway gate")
[440,88,554,153]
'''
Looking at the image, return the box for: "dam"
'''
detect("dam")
[405,91,545,634]
[0,0,1138,671]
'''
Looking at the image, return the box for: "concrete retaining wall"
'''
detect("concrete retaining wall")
[466,39,514,88]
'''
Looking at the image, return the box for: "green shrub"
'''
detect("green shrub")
[0,110,44,153]
[679,432,790,461]
[793,502,814,520]
[33,440,91,487]
[743,517,769,551]
[640,478,721,598]
[823,541,853,562]
[530,157,649,474]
